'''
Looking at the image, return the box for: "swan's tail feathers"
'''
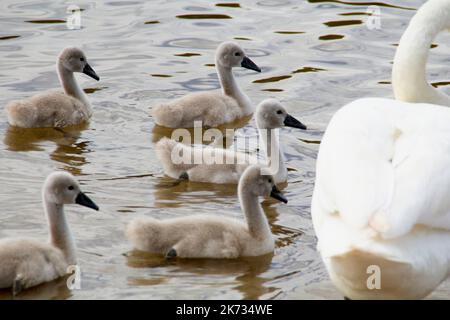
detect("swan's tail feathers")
[126,218,165,253]
[152,103,183,128]
[5,100,36,128]
[155,137,197,179]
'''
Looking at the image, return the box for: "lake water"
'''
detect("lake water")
[0,0,449,299]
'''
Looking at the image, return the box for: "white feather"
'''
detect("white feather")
[313,98,450,299]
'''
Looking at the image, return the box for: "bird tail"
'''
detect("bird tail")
[152,103,183,128]
[155,137,197,179]
[5,100,36,128]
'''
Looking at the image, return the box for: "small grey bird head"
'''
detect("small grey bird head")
[215,41,261,72]
[239,165,287,203]
[42,171,99,211]
[256,99,306,130]
[58,47,100,81]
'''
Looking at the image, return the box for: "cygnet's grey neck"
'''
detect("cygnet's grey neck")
[57,62,92,115]
[259,128,287,183]
[216,61,253,114]
[239,188,271,239]
[44,200,77,266]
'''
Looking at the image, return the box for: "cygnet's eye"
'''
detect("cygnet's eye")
[268,178,272,184]
[234,52,241,57]
[80,57,85,62]
[276,110,283,115]
[68,186,74,191]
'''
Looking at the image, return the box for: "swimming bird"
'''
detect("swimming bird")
[0,172,98,295]
[312,0,450,300]
[6,47,100,128]
[152,41,261,128]
[392,0,450,106]
[155,99,306,184]
[126,165,287,258]
[312,98,450,299]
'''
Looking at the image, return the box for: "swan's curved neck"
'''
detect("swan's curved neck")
[44,200,77,266]
[259,128,287,183]
[239,188,271,239]
[392,1,450,107]
[216,62,253,114]
[57,62,92,115]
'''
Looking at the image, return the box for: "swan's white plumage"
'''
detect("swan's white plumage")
[312,98,450,299]
[313,0,450,299]
[392,0,450,107]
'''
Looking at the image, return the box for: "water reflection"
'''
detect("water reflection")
[253,75,292,83]
[323,19,363,27]
[174,53,202,57]
[292,67,326,74]
[4,125,90,175]
[126,251,275,300]
[0,276,71,300]
[83,87,108,94]
[153,178,237,208]
[319,34,344,40]
[150,74,173,78]
[261,201,303,248]
[274,31,305,35]
[306,0,415,10]
[176,14,233,20]
[0,35,20,40]
[262,89,283,92]
[25,19,66,24]
[215,3,241,8]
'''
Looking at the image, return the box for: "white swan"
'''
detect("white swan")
[0,172,98,295]
[312,98,450,299]
[6,47,100,128]
[126,165,287,258]
[155,99,306,184]
[152,41,261,128]
[392,0,450,107]
[312,0,450,299]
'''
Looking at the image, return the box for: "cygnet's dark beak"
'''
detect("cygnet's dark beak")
[270,185,288,204]
[83,63,100,81]
[75,192,99,211]
[241,56,261,72]
[284,114,307,130]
